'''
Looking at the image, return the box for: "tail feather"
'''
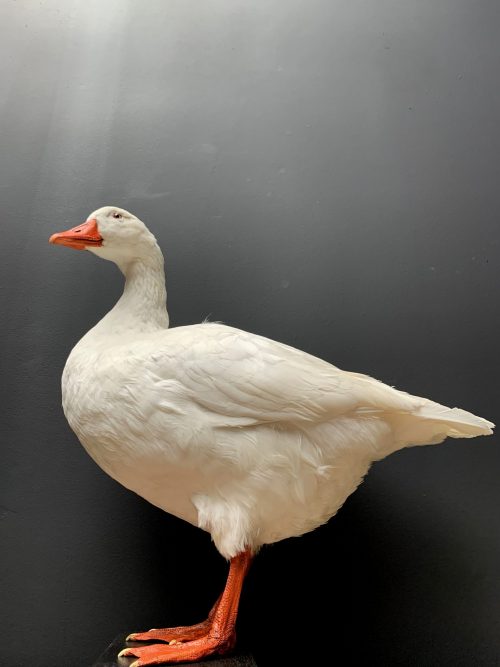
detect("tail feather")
[388,400,494,450]
[416,402,495,438]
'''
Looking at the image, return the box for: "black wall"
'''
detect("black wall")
[1,1,499,665]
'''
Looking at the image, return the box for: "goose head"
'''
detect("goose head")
[49,205,160,268]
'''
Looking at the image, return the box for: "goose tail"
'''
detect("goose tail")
[417,402,494,438]
[391,400,494,449]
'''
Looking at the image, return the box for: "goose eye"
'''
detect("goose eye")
[112,212,122,219]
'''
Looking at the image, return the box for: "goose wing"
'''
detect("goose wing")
[151,323,422,426]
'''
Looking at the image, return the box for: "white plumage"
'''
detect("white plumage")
[57,206,494,560]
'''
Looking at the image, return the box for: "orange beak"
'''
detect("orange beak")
[49,218,103,251]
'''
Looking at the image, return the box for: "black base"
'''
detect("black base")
[93,634,257,667]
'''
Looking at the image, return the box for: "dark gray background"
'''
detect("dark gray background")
[1,1,499,665]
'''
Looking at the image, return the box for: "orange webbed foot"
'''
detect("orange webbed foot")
[126,620,211,644]
[120,550,252,665]
[119,633,236,665]
[126,592,222,644]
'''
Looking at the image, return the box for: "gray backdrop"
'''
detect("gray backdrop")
[1,1,499,665]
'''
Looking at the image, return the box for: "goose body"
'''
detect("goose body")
[51,206,494,665]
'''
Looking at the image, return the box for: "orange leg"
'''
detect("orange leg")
[119,550,252,666]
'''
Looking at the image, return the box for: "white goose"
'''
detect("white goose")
[50,206,494,666]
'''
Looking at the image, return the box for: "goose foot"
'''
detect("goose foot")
[119,550,252,665]
[119,632,236,665]
[126,616,214,643]
[126,589,223,644]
